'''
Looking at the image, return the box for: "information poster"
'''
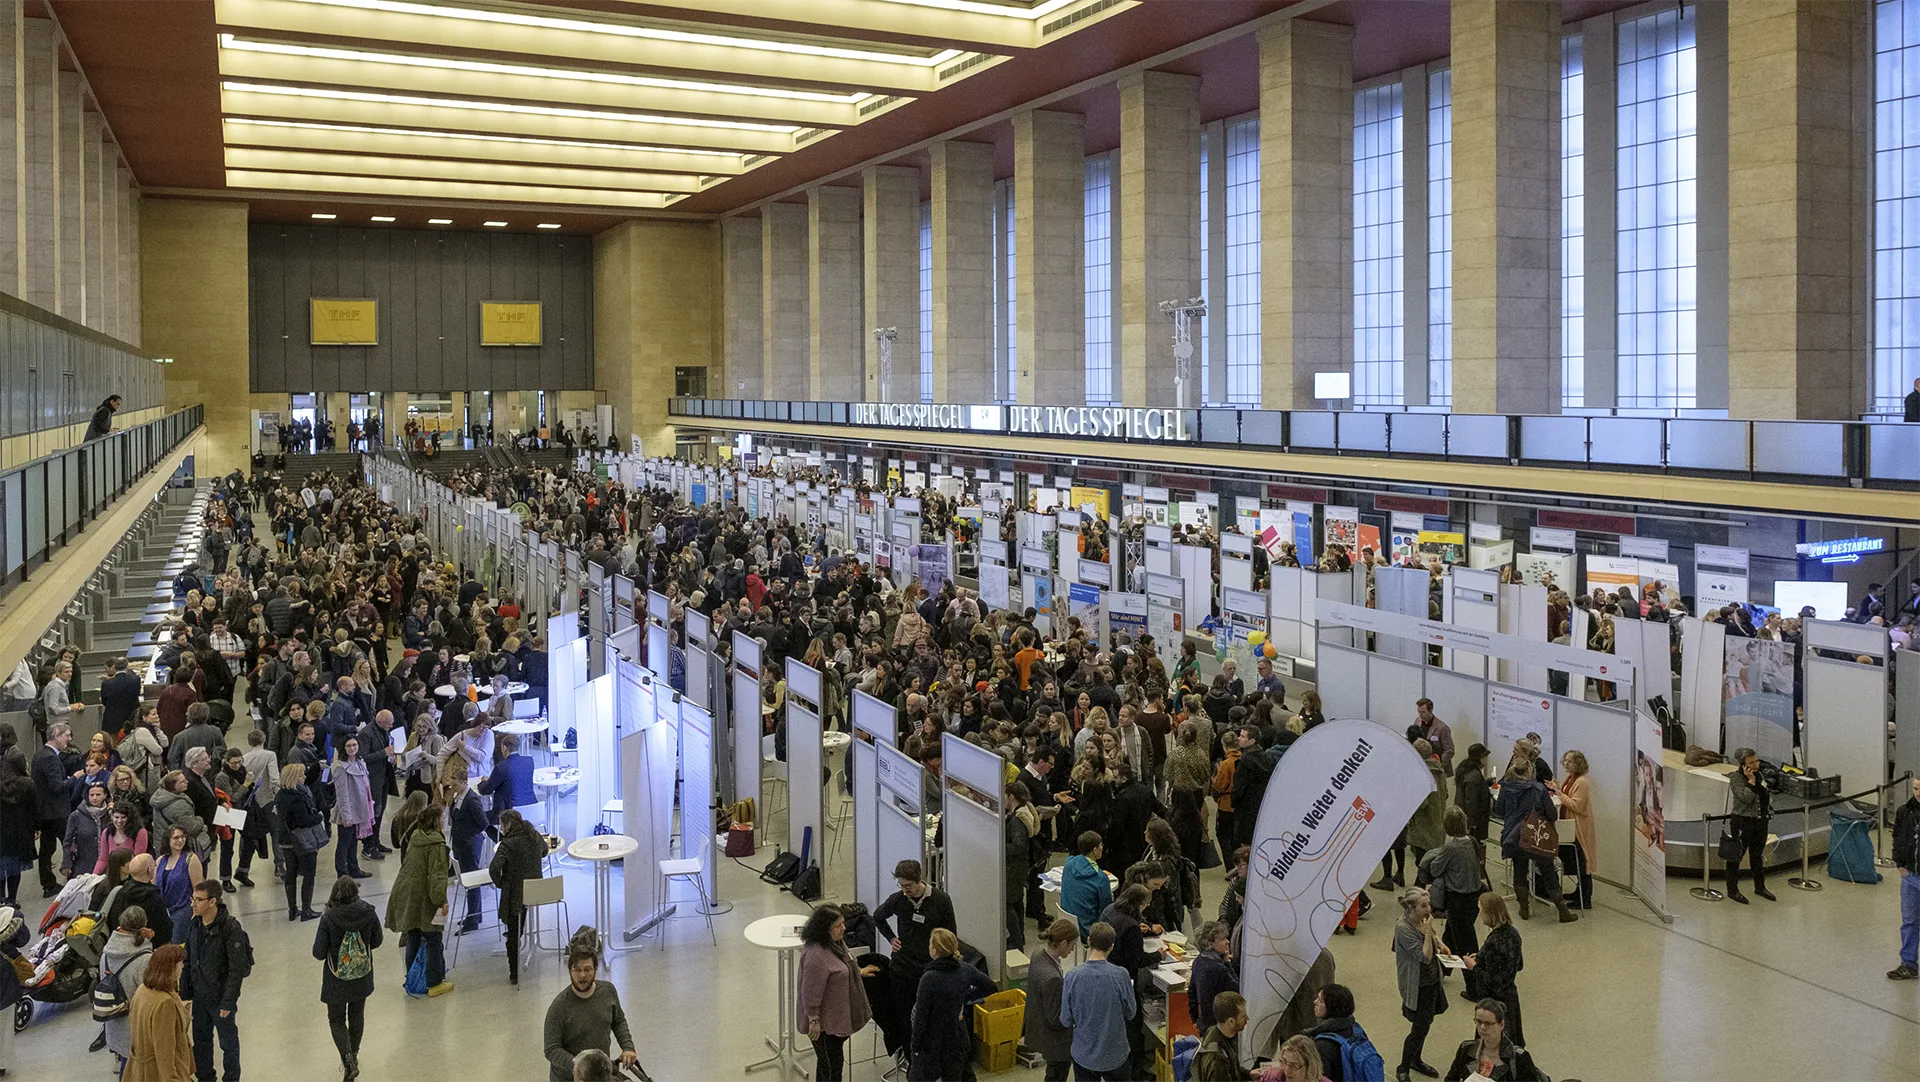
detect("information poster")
[1723,637,1795,764]
[978,562,1010,612]
[1632,709,1668,915]
[1067,582,1104,642]
[1323,505,1359,554]
[1487,686,1555,763]
[1109,592,1147,646]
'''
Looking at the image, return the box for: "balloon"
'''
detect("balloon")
[1247,630,1267,647]
[1262,642,1278,658]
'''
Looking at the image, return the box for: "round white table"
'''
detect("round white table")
[821,730,851,753]
[436,681,530,699]
[568,834,639,957]
[743,914,813,1079]
[532,766,579,837]
[492,719,546,737]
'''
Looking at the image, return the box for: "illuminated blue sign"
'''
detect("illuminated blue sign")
[1794,536,1886,565]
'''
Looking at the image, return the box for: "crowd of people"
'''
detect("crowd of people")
[0,443,1594,1082]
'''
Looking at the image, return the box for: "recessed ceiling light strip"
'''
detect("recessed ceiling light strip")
[219,34,870,103]
[222,80,800,133]
[224,117,746,160]
[225,167,679,209]
[278,0,963,66]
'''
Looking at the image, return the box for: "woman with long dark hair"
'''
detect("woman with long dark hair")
[796,905,875,1081]
[275,762,324,921]
[314,876,383,1081]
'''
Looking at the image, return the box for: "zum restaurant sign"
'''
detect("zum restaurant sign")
[850,403,1195,442]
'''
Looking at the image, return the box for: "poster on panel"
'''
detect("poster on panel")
[1487,684,1556,765]
[1722,637,1795,764]
[1632,709,1668,917]
[1109,592,1148,648]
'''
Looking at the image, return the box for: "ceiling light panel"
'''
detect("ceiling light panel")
[221,83,798,154]
[217,35,881,127]
[215,0,986,93]
[226,169,682,209]
[223,119,749,175]
[224,146,707,193]
[624,0,1126,50]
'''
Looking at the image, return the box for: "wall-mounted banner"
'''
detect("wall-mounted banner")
[310,298,378,345]
[1618,534,1669,561]
[1529,527,1577,553]
[1243,721,1435,1061]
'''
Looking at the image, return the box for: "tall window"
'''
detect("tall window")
[1005,184,1017,404]
[1354,83,1406,406]
[918,201,933,402]
[1427,69,1453,407]
[1084,155,1115,404]
[1876,0,1920,413]
[1563,34,1586,407]
[1199,131,1211,404]
[1225,116,1262,405]
[1616,6,1697,410]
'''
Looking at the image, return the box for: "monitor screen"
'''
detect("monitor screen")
[1773,580,1849,621]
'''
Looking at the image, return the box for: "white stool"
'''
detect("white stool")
[658,858,717,946]
[760,735,788,819]
[601,799,624,829]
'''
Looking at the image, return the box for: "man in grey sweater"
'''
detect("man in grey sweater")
[543,945,641,1082]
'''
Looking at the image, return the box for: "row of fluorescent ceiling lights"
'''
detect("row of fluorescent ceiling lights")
[308,212,560,228]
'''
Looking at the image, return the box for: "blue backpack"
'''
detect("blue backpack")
[1321,1025,1386,1082]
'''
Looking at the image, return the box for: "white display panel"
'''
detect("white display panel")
[1424,667,1489,752]
[731,632,763,844]
[941,734,1007,982]
[679,703,716,902]
[874,742,927,958]
[1774,580,1849,621]
[575,674,615,849]
[1553,698,1635,888]
[1805,657,1889,794]
[1677,617,1727,751]
[1316,644,1370,719]
[786,659,825,865]
[1367,656,1425,729]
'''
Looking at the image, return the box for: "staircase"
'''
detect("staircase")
[271,451,366,480]
[413,447,490,480]
[75,488,206,704]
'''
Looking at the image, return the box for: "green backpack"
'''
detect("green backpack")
[330,929,372,982]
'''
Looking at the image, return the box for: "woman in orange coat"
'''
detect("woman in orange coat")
[126,943,193,1082]
[1554,750,1596,909]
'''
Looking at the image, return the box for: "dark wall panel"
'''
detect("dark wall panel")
[249,223,594,393]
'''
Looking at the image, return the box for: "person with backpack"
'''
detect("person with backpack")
[385,796,452,999]
[99,905,157,1076]
[184,879,253,1082]
[313,877,383,1082]
[1309,983,1386,1082]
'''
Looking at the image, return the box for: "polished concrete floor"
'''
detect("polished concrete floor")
[8,791,1920,1082]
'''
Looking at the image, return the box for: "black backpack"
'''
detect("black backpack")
[760,850,800,885]
[791,862,822,902]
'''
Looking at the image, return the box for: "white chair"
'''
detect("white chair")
[657,858,716,947]
[447,867,495,968]
[523,875,572,958]
[760,735,788,818]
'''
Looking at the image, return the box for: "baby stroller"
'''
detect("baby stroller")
[14,874,101,1032]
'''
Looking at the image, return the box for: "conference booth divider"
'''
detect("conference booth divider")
[941,733,1010,981]
[733,632,765,847]
[849,689,895,911]
[1311,600,1672,922]
[786,657,826,867]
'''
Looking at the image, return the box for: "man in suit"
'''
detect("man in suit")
[99,658,144,738]
[357,710,398,860]
[478,731,537,829]
[32,722,80,896]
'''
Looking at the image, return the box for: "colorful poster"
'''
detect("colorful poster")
[1292,512,1315,567]
[1723,637,1795,764]
[1068,582,1104,641]
[1356,523,1381,562]
[1069,485,1111,520]
[915,543,952,596]
[1323,506,1360,554]
[1242,721,1437,1062]
[1109,591,1148,647]
[1633,709,1668,917]
[1417,530,1465,567]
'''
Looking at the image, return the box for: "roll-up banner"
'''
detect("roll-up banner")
[1242,721,1436,1062]
[1632,709,1668,918]
[1694,544,1750,608]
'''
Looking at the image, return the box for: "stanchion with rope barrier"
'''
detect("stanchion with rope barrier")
[1692,774,1912,902]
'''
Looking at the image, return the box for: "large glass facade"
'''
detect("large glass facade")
[1615,6,1697,410]
[1084,155,1115,404]
[1354,82,1406,406]
[1876,0,1920,414]
[1563,33,1586,408]
[918,201,932,402]
[1225,117,1262,405]
[1427,69,1453,407]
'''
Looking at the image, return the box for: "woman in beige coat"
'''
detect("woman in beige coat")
[1555,750,1596,909]
[125,943,193,1082]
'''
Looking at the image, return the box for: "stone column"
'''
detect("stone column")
[595,220,714,455]
[99,141,119,340]
[1013,109,1084,404]
[863,164,921,403]
[1449,0,1561,415]
[1117,71,1200,407]
[761,201,809,397]
[1727,0,1868,418]
[0,3,20,300]
[720,215,762,398]
[82,111,103,331]
[930,140,994,402]
[56,69,82,323]
[20,17,55,312]
[124,175,140,345]
[1258,20,1353,409]
[808,185,863,401]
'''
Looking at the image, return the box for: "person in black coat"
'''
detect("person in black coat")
[873,859,956,1065]
[275,769,324,921]
[313,877,383,1081]
[86,395,120,441]
[447,779,490,933]
[487,810,546,986]
[31,724,80,896]
[1103,764,1165,880]
[908,929,995,1082]
[355,712,398,862]
[100,659,145,738]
